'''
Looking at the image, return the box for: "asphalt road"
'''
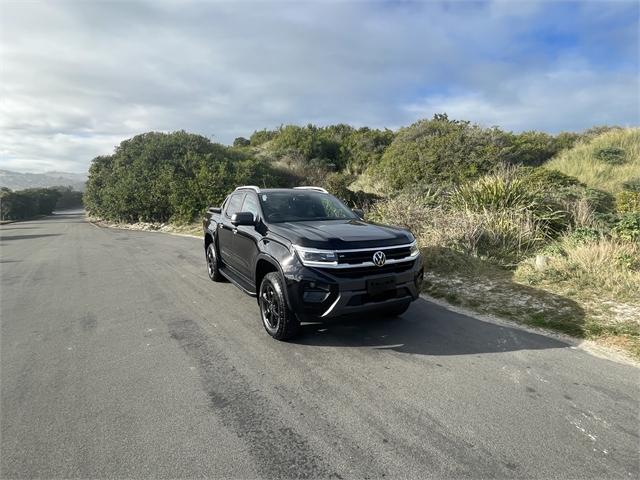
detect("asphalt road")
[1,212,638,479]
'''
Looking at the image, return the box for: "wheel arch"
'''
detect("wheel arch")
[255,254,291,308]
[204,231,214,250]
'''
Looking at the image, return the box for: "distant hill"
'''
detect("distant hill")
[0,170,86,191]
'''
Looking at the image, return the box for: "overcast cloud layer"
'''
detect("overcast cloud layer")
[1,0,638,173]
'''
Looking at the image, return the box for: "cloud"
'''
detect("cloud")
[404,63,640,132]
[0,0,638,173]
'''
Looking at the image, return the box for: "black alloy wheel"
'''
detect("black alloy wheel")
[206,242,224,282]
[259,272,299,340]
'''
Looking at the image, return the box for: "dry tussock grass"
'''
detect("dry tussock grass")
[516,237,640,302]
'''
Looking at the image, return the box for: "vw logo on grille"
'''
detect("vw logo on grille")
[372,251,386,267]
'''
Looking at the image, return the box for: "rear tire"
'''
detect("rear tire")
[381,300,411,318]
[206,242,224,282]
[259,272,300,340]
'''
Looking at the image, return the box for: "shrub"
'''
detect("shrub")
[53,186,84,209]
[321,172,379,210]
[341,127,395,175]
[504,131,565,167]
[233,137,250,147]
[249,129,277,146]
[611,213,640,242]
[566,227,601,244]
[595,147,626,165]
[520,167,581,189]
[0,187,62,220]
[582,188,615,214]
[84,131,286,223]
[367,191,437,236]
[622,178,640,192]
[270,124,344,170]
[616,191,640,213]
[372,114,514,190]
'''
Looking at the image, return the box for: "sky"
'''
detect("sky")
[1,0,638,174]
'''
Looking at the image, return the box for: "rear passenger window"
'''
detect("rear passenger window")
[226,193,245,218]
[242,194,260,218]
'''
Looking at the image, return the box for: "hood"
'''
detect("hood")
[267,219,414,250]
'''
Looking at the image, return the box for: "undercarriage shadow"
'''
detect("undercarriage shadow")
[293,298,570,356]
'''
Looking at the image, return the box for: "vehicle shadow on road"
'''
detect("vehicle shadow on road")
[294,298,574,356]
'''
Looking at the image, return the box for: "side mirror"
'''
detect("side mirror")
[231,211,255,226]
[352,208,365,219]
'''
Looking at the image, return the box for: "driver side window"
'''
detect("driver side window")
[225,193,245,218]
[241,193,260,219]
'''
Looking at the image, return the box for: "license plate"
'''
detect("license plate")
[366,276,396,296]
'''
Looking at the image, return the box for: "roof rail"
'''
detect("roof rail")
[293,186,329,194]
[234,185,261,193]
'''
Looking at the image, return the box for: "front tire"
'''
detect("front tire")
[206,242,224,282]
[259,272,300,340]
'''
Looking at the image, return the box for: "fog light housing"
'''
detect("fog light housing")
[302,281,331,303]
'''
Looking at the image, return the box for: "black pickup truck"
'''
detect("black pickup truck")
[203,186,423,340]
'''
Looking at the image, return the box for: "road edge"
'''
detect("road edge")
[88,217,201,239]
[420,293,639,368]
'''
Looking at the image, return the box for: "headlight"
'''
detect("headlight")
[409,241,420,257]
[293,245,338,267]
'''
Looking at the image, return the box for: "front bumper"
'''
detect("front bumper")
[284,256,424,318]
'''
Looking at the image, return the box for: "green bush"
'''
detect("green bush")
[84,131,285,223]
[595,147,626,165]
[53,186,84,209]
[582,188,615,214]
[249,129,277,146]
[270,124,344,170]
[0,187,62,220]
[321,172,379,209]
[520,167,581,189]
[611,213,640,242]
[233,137,250,147]
[373,114,514,190]
[504,131,564,167]
[566,227,601,244]
[341,127,394,174]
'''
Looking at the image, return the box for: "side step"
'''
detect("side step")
[218,266,257,297]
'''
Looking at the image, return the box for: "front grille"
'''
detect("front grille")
[337,246,411,265]
[318,261,415,278]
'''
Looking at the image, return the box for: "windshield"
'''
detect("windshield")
[259,191,357,223]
